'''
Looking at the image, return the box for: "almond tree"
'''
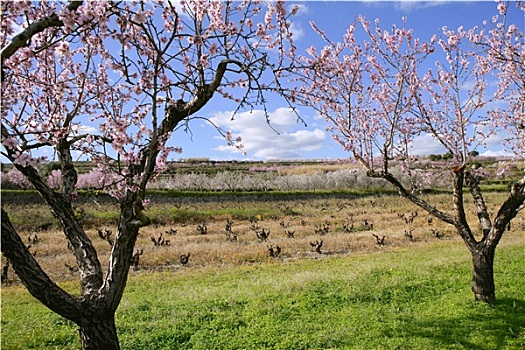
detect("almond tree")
[1,1,297,348]
[483,2,525,154]
[289,3,524,303]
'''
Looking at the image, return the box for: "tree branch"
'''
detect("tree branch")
[1,1,83,62]
[100,58,238,311]
[380,171,457,225]
[0,143,104,294]
[464,170,492,237]
[160,59,234,136]
[57,138,78,197]
[485,176,525,248]
[452,166,478,248]
[101,193,140,313]
[1,208,82,322]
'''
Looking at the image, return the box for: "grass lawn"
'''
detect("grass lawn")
[2,234,524,350]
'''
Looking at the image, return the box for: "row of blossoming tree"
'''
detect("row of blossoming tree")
[1,0,524,349]
[2,159,514,192]
[1,1,298,348]
[285,1,524,304]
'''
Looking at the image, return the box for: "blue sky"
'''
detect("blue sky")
[173,1,523,162]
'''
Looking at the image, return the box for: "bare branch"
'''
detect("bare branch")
[381,171,456,226]
[465,170,492,236]
[1,134,104,294]
[452,166,477,248]
[1,208,82,322]
[486,176,525,247]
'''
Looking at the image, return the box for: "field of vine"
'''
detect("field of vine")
[2,189,524,349]
[2,188,523,284]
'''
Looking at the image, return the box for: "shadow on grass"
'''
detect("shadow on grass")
[400,298,525,349]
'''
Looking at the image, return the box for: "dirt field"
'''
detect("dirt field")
[3,191,523,285]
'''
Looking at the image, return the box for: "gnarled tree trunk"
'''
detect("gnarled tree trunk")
[469,245,496,303]
[383,169,525,304]
[78,314,120,350]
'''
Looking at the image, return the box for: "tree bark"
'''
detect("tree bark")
[1,208,83,321]
[470,245,496,303]
[78,314,120,350]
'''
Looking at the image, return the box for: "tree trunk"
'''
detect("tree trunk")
[470,246,495,303]
[78,314,120,350]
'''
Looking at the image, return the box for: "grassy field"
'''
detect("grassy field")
[2,235,524,349]
[1,191,525,349]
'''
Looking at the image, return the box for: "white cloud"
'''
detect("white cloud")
[359,0,450,13]
[484,131,508,147]
[289,20,305,41]
[409,129,514,157]
[71,124,98,135]
[408,133,447,155]
[209,108,326,160]
[474,122,511,149]
[480,149,514,157]
[393,1,449,13]
[286,3,307,41]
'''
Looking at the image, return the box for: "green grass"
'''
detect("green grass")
[2,238,524,350]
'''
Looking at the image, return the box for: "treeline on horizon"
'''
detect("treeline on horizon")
[0,152,517,171]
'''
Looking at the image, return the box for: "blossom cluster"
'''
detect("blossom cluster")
[289,3,524,176]
[1,1,298,198]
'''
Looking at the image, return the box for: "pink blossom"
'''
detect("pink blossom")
[2,137,18,150]
[190,34,204,46]
[256,23,266,37]
[55,41,70,57]
[47,169,62,190]
[1,168,31,189]
[58,7,76,33]
[133,11,148,24]
[12,152,31,167]
[209,42,218,55]
[497,1,507,15]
